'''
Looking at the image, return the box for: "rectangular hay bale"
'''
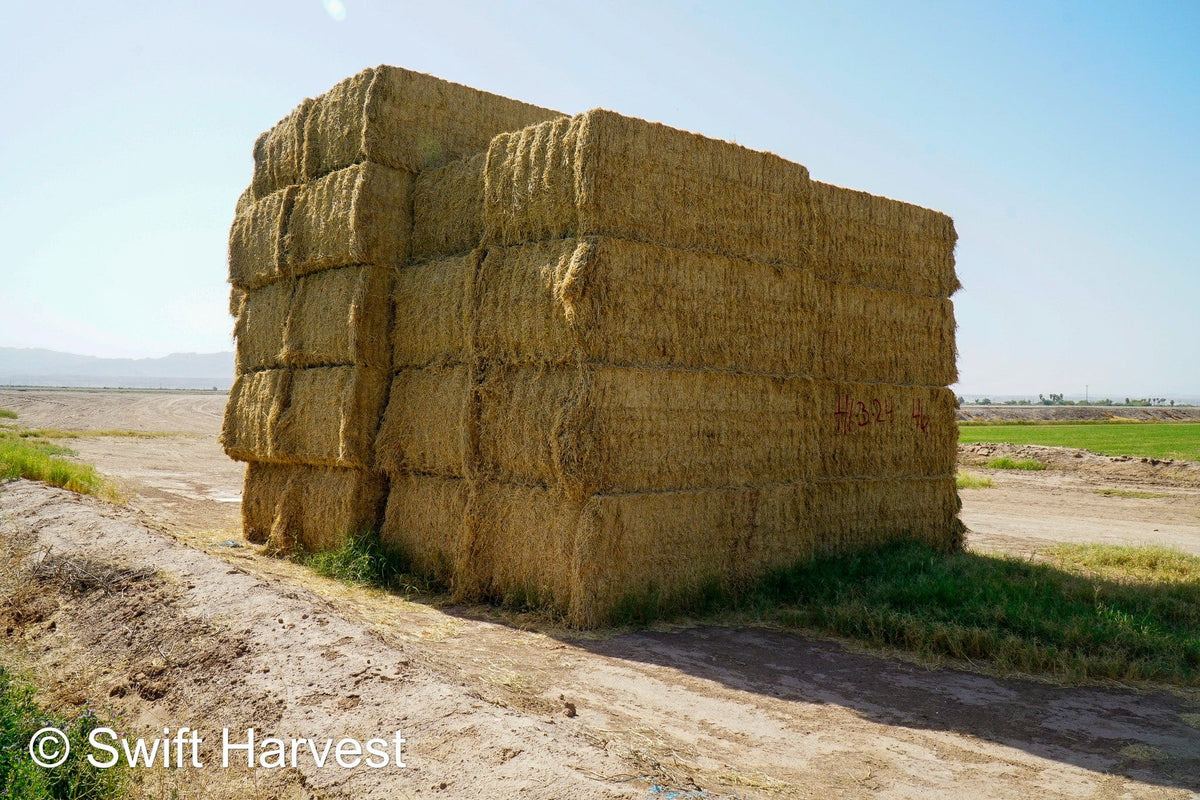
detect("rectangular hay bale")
[284,162,414,275]
[282,265,393,369]
[806,475,963,553]
[391,253,476,368]
[813,279,957,386]
[228,186,297,290]
[811,381,958,478]
[477,364,815,494]
[234,278,295,373]
[302,65,561,181]
[251,98,313,200]
[222,366,388,468]
[475,237,815,373]
[463,481,811,627]
[813,181,959,298]
[242,461,386,552]
[375,366,471,478]
[380,474,467,587]
[483,110,817,266]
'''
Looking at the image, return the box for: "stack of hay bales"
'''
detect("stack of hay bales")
[221,66,559,551]
[373,109,961,625]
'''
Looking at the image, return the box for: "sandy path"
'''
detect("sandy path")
[1,391,1198,797]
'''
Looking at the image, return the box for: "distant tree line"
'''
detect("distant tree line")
[957,395,1181,407]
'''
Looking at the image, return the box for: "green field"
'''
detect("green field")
[959,422,1200,461]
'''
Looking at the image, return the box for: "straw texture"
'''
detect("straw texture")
[228,186,297,290]
[251,99,313,200]
[411,152,485,262]
[302,66,561,181]
[284,162,414,275]
[242,462,386,552]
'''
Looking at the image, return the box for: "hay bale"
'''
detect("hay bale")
[228,186,298,290]
[285,163,414,275]
[813,279,957,385]
[477,365,815,495]
[807,475,963,553]
[282,265,392,369]
[223,366,387,468]
[234,278,295,373]
[273,366,389,469]
[411,152,485,261]
[812,181,959,298]
[242,462,386,552]
[458,481,810,626]
[221,369,291,461]
[812,382,958,478]
[235,186,254,216]
[483,110,818,266]
[375,366,471,477]
[379,475,467,586]
[392,253,476,368]
[234,266,393,371]
[302,66,561,181]
[251,98,313,200]
[475,237,815,373]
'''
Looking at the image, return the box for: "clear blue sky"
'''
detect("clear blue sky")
[1,1,1196,399]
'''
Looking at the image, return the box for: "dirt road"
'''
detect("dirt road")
[1,389,1198,798]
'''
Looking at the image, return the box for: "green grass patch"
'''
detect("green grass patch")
[728,542,1200,684]
[1094,488,1174,499]
[297,533,436,595]
[0,409,17,420]
[956,472,995,489]
[0,667,129,798]
[0,429,121,500]
[960,421,1200,461]
[986,456,1046,470]
[13,428,179,440]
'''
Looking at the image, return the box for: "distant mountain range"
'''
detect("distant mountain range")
[0,348,235,390]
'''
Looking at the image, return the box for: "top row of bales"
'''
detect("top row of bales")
[222,65,962,626]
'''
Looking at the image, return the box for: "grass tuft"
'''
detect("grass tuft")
[0,409,17,420]
[986,456,1046,471]
[0,429,122,501]
[297,533,436,595]
[956,472,995,489]
[0,667,129,798]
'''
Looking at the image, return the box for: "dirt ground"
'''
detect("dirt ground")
[1,388,1198,799]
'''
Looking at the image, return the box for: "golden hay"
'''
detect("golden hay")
[483,110,818,266]
[456,481,810,626]
[391,252,476,368]
[272,366,389,469]
[411,152,485,261]
[282,265,392,369]
[251,98,313,200]
[301,66,561,181]
[222,366,387,468]
[228,186,297,290]
[806,475,963,554]
[379,474,467,586]
[242,461,386,552]
[477,365,815,495]
[475,237,815,372]
[284,162,414,275]
[813,181,959,298]
[221,369,291,461]
[229,286,246,319]
[234,278,295,373]
[810,382,958,478]
[233,266,392,371]
[375,366,471,477]
[813,278,957,385]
